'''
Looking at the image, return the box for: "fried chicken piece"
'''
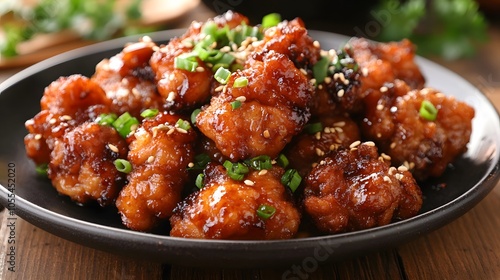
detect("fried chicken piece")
[116,112,196,231]
[40,74,111,116]
[285,114,361,177]
[92,38,163,117]
[48,122,128,206]
[252,17,321,69]
[170,163,300,239]
[303,142,422,234]
[196,51,314,161]
[362,84,475,180]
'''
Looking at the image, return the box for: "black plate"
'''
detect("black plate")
[1,30,499,268]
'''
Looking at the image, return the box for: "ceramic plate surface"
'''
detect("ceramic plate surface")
[0,30,499,268]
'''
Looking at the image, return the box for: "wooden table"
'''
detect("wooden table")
[1,4,500,279]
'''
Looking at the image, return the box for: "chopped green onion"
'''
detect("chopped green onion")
[230,100,242,110]
[419,100,438,121]
[114,159,132,173]
[174,55,198,72]
[233,76,248,88]
[35,163,48,177]
[245,155,272,170]
[256,204,276,219]
[189,153,211,170]
[191,108,201,125]
[281,169,302,192]
[223,160,249,181]
[195,173,205,189]
[140,108,159,118]
[313,56,330,84]
[214,67,231,84]
[97,113,117,126]
[276,154,289,168]
[113,112,139,138]
[230,63,244,72]
[202,21,218,38]
[304,122,323,134]
[262,13,281,28]
[176,119,191,131]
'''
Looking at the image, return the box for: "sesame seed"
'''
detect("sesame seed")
[188,162,194,168]
[148,156,155,163]
[319,160,326,165]
[263,130,271,138]
[310,78,317,85]
[324,77,332,84]
[318,84,323,90]
[34,134,42,140]
[300,68,308,76]
[381,153,391,161]
[324,127,331,134]
[329,144,338,151]
[61,115,72,121]
[49,118,57,124]
[220,46,231,52]
[390,142,396,149]
[311,163,318,168]
[380,86,388,93]
[244,180,255,186]
[315,148,325,157]
[383,176,391,183]
[167,128,175,135]
[313,40,321,48]
[334,121,345,127]
[108,143,119,153]
[141,36,152,43]
[25,119,35,126]
[333,73,339,80]
[389,167,397,175]
[315,132,321,140]
[398,165,408,172]
[132,88,140,97]
[376,133,382,138]
[329,49,337,57]
[152,46,160,52]
[349,140,361,149]
[334,127,343,133]
[215,85,224,92]
[365,141,376,147]
[337,89,345,97]
[176,127,188,134]
[196,66,205,72]
[395,173,404,181]
[235,96,247,102]
[362,68,369,77]
[376,104,384,111]
[343,79,350,85]
[121,78,129,86]
[167,91,176,102]
[258,170,268,176]
[181,40,193,48]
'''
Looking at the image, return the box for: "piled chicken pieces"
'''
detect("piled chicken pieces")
[24,11,474,239]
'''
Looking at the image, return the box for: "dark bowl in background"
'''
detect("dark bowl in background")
[201,0,377,35]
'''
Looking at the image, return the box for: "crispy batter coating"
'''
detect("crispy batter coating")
[40,74,111,116]
[170,163,300,239]
[285,115,361,177]
[48,122,128,206]
[196,51,314,161]
[303,142,422,234]
[362,84,475,180]
[92,39,163,117]
[116,112,196,231]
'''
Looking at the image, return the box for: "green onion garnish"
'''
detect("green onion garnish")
[245,155,272,170]
[140,108,159,118]
[223,160,249,181]
[262,13,281,28]
[114,159,132,173]
[214,67,231,84]
[276,154,289,168]
[304,122,323,134]
[175,119,191,131]
[35,163,48,177]
[97,113,117,126]
[113,112,139,138]
[189,153,211,170]
[281,169,302,192]
[174,55,198,72]
[256,204,276,219]
[195,173,205,189]
[191,108,201,125]
[230,100,242,110]
[233,76,248,88]
[419,100,438,121]
[313,56,330,84]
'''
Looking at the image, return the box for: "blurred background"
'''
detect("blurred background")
[0,0,498,67]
